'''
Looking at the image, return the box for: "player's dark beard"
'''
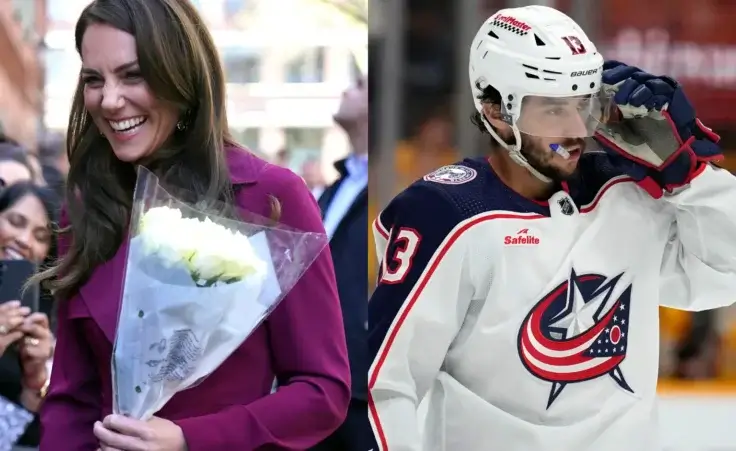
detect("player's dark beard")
[520,135,584,182]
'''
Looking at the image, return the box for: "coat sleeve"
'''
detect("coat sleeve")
[658,164,736,311]
[39,211,103,451]
[368,185,474,451]
[174,168,351,450]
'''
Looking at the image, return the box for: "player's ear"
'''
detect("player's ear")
[482,102,512,135]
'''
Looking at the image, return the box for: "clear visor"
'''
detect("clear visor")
[514,91,616,138]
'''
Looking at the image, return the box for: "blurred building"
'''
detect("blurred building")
[43,0,366,176]
[0,0,45,150]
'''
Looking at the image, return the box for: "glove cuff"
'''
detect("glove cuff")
[636,176,664,199]
[659,162,708,193]
[693,118,720,143]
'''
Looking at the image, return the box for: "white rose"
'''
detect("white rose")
[220,231,266,280]
[186,220,266,283]
[139,207,193,268]
[184,220,227,281]
[172,217,202,260]
[139,206,267,284]
[139,206,182,235]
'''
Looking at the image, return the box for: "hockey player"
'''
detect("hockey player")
[368,5,736,451]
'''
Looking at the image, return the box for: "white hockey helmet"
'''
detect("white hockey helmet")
[469,6,609,180]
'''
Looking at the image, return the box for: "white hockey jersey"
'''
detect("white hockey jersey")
[368,153,736,451]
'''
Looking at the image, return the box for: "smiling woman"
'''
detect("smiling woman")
[34,0,350,450]
[0,182,55,264]
[0,181,57,450]
[79,44,179,163]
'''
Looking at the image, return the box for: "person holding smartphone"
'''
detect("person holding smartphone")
[0,181,57,449]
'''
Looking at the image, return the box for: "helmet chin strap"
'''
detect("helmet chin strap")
[485,121,553,183]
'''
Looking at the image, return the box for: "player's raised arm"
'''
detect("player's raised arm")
[591,61,736,311]
[368,184,474,451]
[658,163,736,310]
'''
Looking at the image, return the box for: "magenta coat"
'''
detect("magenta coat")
[39,149,351,450]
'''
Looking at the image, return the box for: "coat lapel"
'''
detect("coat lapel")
[343,187,367,223]
[317,182,340,219]
[76,147,263,344]
[329,186,367,238]
[78,239,129,343]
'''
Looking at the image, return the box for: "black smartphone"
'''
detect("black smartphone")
[0,260,39,312]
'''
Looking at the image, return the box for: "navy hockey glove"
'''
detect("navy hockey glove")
[593,60,722,195]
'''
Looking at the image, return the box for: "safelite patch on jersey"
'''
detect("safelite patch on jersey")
[423,165,477,185]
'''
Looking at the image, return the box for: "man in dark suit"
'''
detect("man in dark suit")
[312,77,372,451]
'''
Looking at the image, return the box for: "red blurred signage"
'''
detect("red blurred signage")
[596,0,736,124]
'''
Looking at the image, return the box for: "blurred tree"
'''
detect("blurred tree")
[224,0,367,75]
[313,0,368,24]
[230,0,366,30]
[311,0,368,74]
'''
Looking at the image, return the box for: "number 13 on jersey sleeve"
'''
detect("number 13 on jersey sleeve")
[368,184,475,451]
[378,227,421,285]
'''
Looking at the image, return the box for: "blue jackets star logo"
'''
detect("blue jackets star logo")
[517,269,635,409]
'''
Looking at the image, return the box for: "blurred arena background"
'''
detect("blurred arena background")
[370,0,736,449]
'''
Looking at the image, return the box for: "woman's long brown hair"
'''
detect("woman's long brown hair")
[32,0,236,300]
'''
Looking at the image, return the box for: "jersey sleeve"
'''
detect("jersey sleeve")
[368,184,475,451]
[658,164,736,310]
[371,204,392,282]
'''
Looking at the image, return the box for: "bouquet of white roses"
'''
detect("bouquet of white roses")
[111,167,328,420]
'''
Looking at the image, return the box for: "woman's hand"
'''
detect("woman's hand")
[0,301,29,355]
[93,415,187,451]
[19,385,43,412]
[18,312,53,388]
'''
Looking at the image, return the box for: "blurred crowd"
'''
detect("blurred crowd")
[370,0,736,385]
[0,130,66,449]
[270,74,370,451]
[273,148,329,198]
[0,130,66,289]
